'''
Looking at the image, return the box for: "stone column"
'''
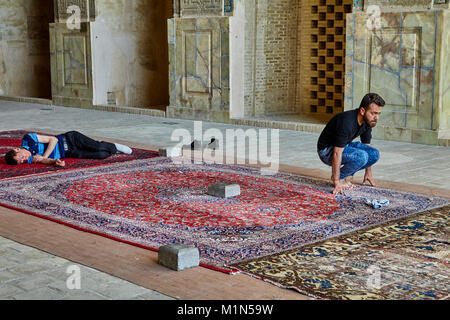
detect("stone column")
[344,0,450,145]
[50,0,95,108]
[167,0,243,122]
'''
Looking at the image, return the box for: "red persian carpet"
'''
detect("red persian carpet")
[0,157,448,273]
[0,130,159,179]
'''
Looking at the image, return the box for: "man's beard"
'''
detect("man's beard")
[364,116,377,128]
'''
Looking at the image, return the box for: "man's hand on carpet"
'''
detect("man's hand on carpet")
[32,155,65,168]
[333,181,345,195]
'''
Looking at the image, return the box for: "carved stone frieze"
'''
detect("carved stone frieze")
[54,0,95,23]
[173,0,233,17]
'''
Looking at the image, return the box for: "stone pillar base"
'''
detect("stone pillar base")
[166,106,230,124]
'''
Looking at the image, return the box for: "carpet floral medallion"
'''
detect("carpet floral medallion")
[0,157,448,272]
[0,130,158,179]
[231,205,450,300]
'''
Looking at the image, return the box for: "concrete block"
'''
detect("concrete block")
[158,244,199,271]
[207,183,241,198]
[159,146,182,158]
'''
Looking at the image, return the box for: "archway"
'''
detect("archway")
[236,0,353,127]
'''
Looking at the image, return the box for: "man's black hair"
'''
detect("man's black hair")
[5,150,18,166]
[359,93,385,110]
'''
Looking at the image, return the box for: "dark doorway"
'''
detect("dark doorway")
[26,0,54,99]
[0,1,54,100]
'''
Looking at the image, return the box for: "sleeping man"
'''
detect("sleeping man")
[5,131,132,167]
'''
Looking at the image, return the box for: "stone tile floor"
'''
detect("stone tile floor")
[0,236,175,300]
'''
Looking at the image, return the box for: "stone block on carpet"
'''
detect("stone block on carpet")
[207,183,241,198]
[158,244,200,271]
[159,146,182,158]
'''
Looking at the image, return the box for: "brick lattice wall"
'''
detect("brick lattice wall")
[242,0,353,118]
[299,0,352,116]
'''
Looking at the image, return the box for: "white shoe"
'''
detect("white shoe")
[114,143,133,155]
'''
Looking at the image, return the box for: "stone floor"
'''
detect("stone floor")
[0,99,449,300]
[0,237,174,300]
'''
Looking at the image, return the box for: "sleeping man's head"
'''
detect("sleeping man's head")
[4,148,31,165]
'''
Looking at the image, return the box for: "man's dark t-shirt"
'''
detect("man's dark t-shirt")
[317,109,372,151]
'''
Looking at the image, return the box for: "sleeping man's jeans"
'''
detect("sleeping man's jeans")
[318,142,380,180]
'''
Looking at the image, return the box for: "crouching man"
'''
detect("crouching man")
[317,93,385,195]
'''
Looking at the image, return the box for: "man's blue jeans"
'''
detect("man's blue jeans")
[318,142,380,180]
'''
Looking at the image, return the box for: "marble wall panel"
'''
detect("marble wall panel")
[168,18,177,108]
[370,28,401,72]
[344,13,355,110]
[63,35,88,86]
[403,12,436,67]
[50,22,93,107]
[347,9,448,145]
[415,68,435,130]
[384,126,412,142]
[444,12,450,130]
[184,30,212,94]
[438,10,450,131]
[169,17,229,116]
[401,29,421,67]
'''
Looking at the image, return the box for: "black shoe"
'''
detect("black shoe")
[208,138,219,150]
[191,140,202,150]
